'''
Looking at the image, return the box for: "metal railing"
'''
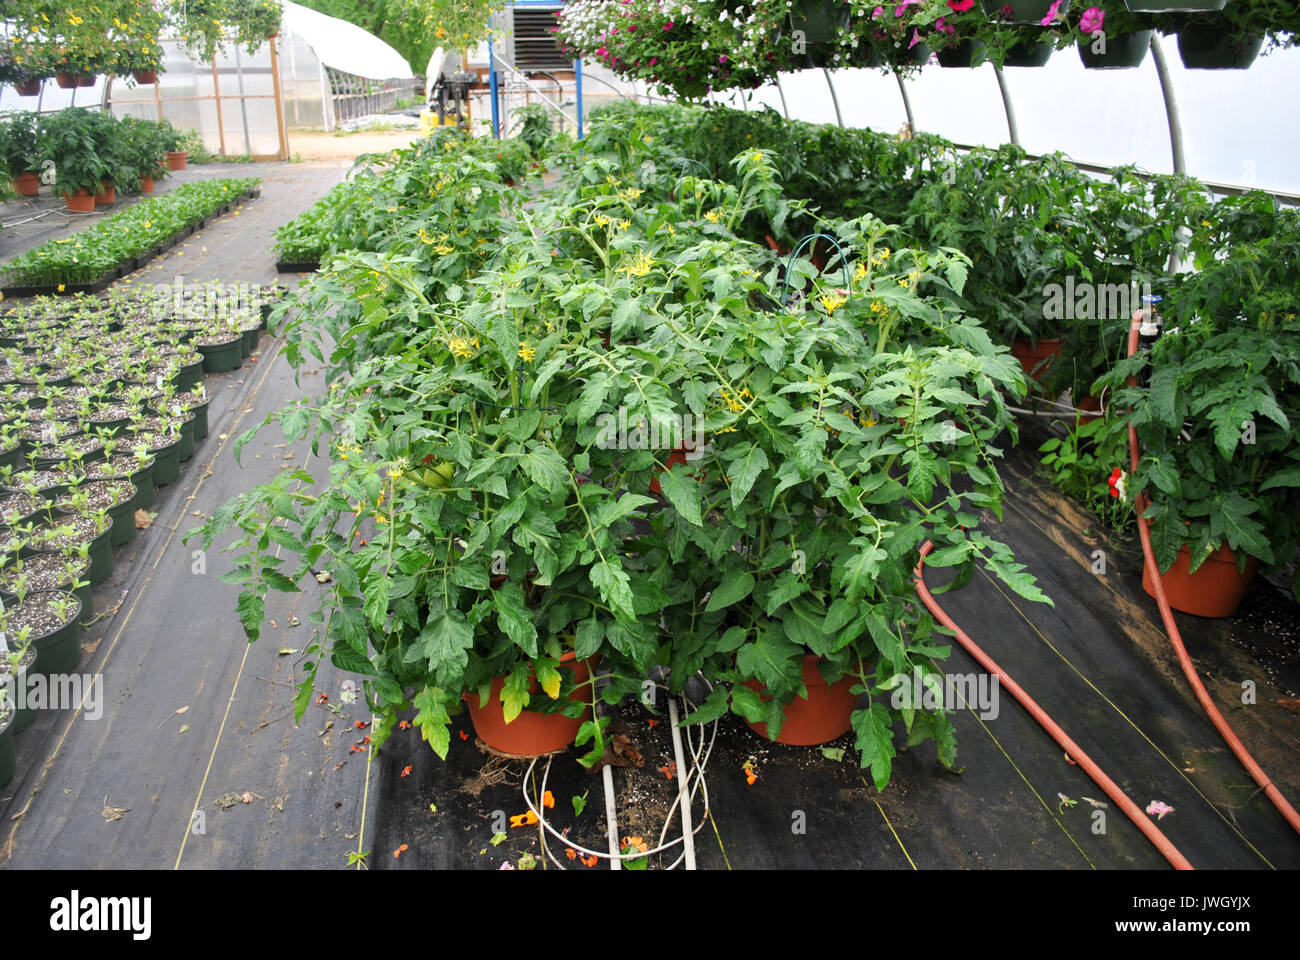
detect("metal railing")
[326,69,422,125]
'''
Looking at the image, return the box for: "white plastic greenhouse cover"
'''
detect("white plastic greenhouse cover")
[282,1,413,80]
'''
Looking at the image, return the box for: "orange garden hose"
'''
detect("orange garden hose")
[913,541,1194,870]
[1122,313,1300,838]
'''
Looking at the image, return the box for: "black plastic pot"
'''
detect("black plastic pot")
[981,0,1070,23]
[1124,0,1225,10]
[937,39,986,68]
[24,589,83,676]
[176,356,204,392]
[0,443,21,471]
[787,1,850,45]
[177,413,197,462]
[197,338,242,373]
[149,436,182,486]
[0,709,13,787]
[1003,39,1054,67]
[1078,30,1152,69]
[1177,25,1263,69]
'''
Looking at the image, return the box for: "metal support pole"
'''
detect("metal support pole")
[1149,33,1186,177]
[271,36,289,160]
[211,58,228,157]
[773,73,790,120]
[234,44,253,155]
[575,57,584,139]
[822,68,843,127]
[893,70,915,135]
[488,36,501,138]
[993,65,1020,146]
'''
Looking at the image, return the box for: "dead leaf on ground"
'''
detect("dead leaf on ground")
[134,510,155,530]
[102,797,129,822]
[81,637,101,655]
[315,571,332,583]
[241,791,262,804]
[178,724,190,734]
[1278,698,1300,713]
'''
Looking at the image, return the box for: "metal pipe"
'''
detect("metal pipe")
[575,57,584,139]
[893,69,915,135]
[1149,33,1186,177]
[774,73,790,120]
[993,65,1020,146]
[822,68,843,127]
[234,44,253,155]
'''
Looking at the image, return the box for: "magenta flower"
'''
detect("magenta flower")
[872,4,884,16]
[947,0,974,9]
[664,20,674,29]
[627,23,636,31]
[1039,0,1063,25]
[596,46,606,57]
[649,56,657,65]
[718,54,728,63]
[895,0,920,17]
[1080,7,1104,32]
[908,27,922,48]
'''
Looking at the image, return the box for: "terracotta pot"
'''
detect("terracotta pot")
[14,79,42,97]
[649,443,693,496]
[1075,392,1104,424]
[133,70,158,85]
[166,151,188,171]
[12,172,40,197]
[1142,543,1257,618]
[62,188,95,213]
[465,652,595,756]
[140,175,155,194]
[94,181,115,205]
[77,74,95,87]
[1010,337,1064,383]
[744,654,859,746]
[55,72,78,89]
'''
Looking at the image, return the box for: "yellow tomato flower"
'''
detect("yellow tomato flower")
[518,343,537,363]
[619,249,654,277]
[704,209,721,223]
[819,294,847,315]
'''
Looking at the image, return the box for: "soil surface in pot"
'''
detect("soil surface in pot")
[0,592,78,639]
[0,552,89,595]
[30,514,110,552]
[55,479,134,515]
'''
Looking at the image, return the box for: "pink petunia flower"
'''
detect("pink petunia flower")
[664,20,674,29]
[718,54,728,63]
[1040,0,1063,26]
[1146,800,1174,820]
[895,0,920,17]
[947,0,974,9]
[872,4,884,17]
[1080,6,1104,33]
[908,27,922,48]
[649,56,657,65]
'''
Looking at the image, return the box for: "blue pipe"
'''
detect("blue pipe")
[488,35,500,139]
[575,57,584,140]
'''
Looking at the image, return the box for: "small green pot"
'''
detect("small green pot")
[197,338,242,373]
[177,414,197,462]
[176,356,205,393]
[0,709,13,787]
[25,589,83,676]
[150,437,182,486]
[1078,30,1152,69]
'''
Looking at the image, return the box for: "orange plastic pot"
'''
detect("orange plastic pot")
[94,181,115,205]
[140,175,155,194]
[466,652,595,756]
[62,189,95,213]
[743,654,859,746]
[133,70,158,85]
[55,72,78,89]
[15,79,41,97]
[76,74,95,87]
[1010,337,1064,383]
[1142,543,1258,618]
[167,151,188,171]
[12,172,39,196]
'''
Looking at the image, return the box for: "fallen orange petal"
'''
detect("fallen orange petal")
[581,854,598,868]
[565,848,577,861]
[399,720,412,730]
[354,720,368,729]
[401,765,412,778]
[509,811,540,828]
[542,790,555,809]
[459,730,469,741]
[647,719,659,728]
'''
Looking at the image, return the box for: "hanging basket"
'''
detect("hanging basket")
[980,0,1071,24]
[1078,29,1152,68]
[787,1,851,45]
[1124,0,1226,11]
[1003,39,1055,66]
[14,79,42,96]
[55,72,78,89]
[133,70,158,84]
[76,74,96,87]
[1177,25,1263,69]
[936,39,986,67]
